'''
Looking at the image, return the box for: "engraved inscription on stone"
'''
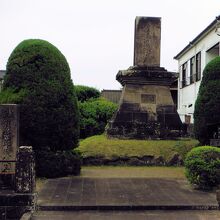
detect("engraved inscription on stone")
[141,94,156,104]
[134,16,161,66]
[0,105,19,174]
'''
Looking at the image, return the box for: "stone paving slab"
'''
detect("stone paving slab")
[37,177,218,210]
[32,210,220,220]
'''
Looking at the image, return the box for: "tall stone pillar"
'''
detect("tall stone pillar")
[134,17,161,66]
[107,17,182,139]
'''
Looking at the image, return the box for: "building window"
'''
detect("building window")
[195,52,201,81]
[181,62,187,88]
[185,115,191,124]
[206,43,219,64]
[0,79,3,91]
[190,57,195,84]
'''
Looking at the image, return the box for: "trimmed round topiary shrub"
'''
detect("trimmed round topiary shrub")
[35,150,81,178]
[2,39,79,151]
[185,146,220,189]
[194,56,220,145]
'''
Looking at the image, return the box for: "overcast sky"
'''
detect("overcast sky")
[1,0,220,90]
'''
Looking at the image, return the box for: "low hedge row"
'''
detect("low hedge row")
[35,150,81,178]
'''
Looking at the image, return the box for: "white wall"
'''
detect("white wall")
[177,28,220,123]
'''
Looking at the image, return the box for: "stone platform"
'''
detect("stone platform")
[37,177,218,211]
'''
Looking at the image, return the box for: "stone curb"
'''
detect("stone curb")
[38,205,219,211]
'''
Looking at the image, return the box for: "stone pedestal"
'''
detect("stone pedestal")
[0,192,36,219]
[106,17,183,139]
[107,66,182,139]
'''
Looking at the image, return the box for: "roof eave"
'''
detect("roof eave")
[174,15,220,60]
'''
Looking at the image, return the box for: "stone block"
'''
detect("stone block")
[0,192,36,219]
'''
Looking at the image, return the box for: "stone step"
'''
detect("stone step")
[31,210,220,220]
[38,204,219,211]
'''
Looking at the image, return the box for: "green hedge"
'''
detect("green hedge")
[185,146,220,189]
[79,98,117,138]
[194,56,220,145]
[35,150,81,178]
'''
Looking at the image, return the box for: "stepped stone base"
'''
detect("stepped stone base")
[106,66,183,139]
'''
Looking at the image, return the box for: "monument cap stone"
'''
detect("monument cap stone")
[134,16,161,67]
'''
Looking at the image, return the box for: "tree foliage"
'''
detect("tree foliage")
[1,39,79,151]
[75,85,100,102]
[194,56,220,145]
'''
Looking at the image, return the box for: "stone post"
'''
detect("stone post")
[15,146,35,193]
[216,190,220,208]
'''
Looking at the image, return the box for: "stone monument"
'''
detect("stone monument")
[107,16,183,139]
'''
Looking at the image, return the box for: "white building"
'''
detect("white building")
[174,15,220,124]
[0,70,6,91]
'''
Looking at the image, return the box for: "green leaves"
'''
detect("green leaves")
[0,88,27,104]
[2,39,79,151]
[79,98,117,138]
[75,85,100,102]
[185,146,220,189]
[194,56,220,145]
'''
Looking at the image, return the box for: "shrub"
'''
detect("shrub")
[79,98,117,138]
[194,56,220,145]
[35,150,81,178]
[1,39,79,151]
[185,146,220,189]
[75,85,100,102]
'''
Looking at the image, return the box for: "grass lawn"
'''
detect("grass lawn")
[77,134,199,162]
